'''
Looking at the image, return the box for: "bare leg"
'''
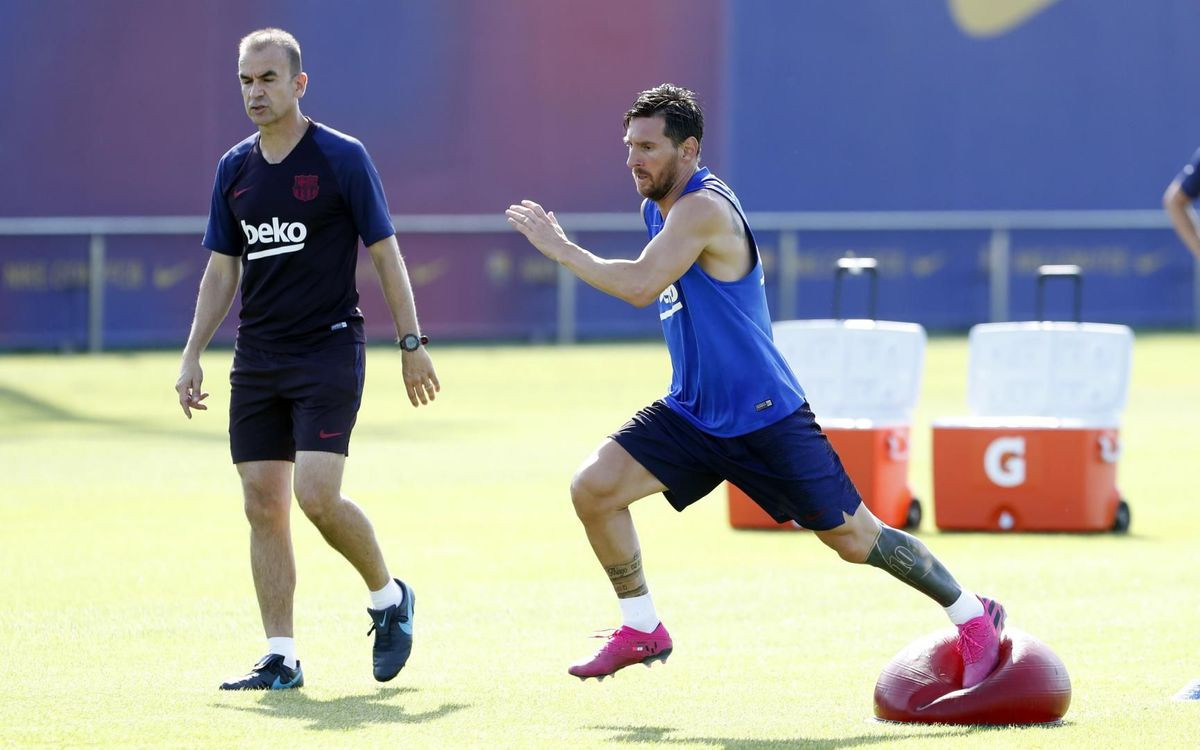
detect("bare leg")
[564,440,678,678]
[814,502,963,606]
[570,439,666,598]
[237,460,296,638]
[293,450,390,591]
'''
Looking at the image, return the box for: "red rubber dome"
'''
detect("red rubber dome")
[874,627,1071,724]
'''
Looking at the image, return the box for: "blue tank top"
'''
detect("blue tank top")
[644,167,805,437]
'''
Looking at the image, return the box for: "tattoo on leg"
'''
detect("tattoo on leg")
[605,556,642,579]
[865,526,961,606]
[605,553,648,599]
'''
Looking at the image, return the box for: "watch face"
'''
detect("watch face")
[400,334,420,351]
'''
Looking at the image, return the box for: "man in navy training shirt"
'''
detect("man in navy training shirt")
[506,84,1007,685]
[175,28,439,690]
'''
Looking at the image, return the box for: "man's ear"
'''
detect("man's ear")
[682,136,700,161]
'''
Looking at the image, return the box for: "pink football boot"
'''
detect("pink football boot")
[957,596,1007,688]
[568,623,673,680]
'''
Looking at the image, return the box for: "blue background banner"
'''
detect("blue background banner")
[2,0,1198,347]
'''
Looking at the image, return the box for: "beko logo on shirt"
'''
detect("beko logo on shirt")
[240,218,308,260]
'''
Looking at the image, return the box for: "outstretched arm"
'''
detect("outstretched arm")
[175,251,240,418]
[1163,180,1200,261]
[367,235,440,407]
[506,198,720,307]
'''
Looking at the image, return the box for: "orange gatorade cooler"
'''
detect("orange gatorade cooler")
[728,316,926,531]
[932,320,1133,532]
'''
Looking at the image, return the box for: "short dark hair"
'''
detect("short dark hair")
[239,28,302,77]
[623,84,704,148]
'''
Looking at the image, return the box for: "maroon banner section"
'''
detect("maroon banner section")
[0,0,724,217]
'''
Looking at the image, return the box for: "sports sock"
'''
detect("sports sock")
[267,636,297,670]
[943,590,985,625]
[369,579,404,610]
[618,592,659,633]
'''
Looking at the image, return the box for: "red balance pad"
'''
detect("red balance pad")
[873,627,1071,725]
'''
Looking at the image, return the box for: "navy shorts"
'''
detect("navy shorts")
[228,342,365,463]
[610,400,862,530]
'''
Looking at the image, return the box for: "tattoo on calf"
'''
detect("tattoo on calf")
[866,526,961,607]
[605,553,648,599]
[605,555,643,580]
[614,581,650,597]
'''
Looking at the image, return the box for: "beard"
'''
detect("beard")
[636,160,680,202]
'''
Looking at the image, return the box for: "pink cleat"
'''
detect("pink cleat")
[568,623,673,680]
[957,596,1007,689]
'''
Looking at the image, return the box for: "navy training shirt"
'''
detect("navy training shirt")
[203,120,396,352]
[1176,147,1200,199]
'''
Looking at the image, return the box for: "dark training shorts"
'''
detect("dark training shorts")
[228,342,365,463]
[610,400,862,531]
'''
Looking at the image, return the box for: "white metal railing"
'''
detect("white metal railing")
[0,210,1193,350]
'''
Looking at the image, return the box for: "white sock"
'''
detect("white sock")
[943,590,984,625]
[267,636,297,670]
[618,593,659,633]
[369,579,404,610]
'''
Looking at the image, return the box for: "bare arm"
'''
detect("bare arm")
[175,251,241,418]
[367,235,440,407]
[1163,180,1200,261]
[505,196,723,307]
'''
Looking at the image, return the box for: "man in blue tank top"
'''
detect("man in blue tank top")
[174,29,437,690]
[1163,147,1200,261]
[507,84,1006,685]
[1163,150,1200,702]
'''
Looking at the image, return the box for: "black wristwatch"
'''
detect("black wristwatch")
[398,333,428,352]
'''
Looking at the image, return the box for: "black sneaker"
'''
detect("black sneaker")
[219,653,304,690]
[367,578,414,682]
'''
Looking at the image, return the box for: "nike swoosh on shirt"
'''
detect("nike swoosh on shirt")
[234,186,253,198]
[319,430,343,439]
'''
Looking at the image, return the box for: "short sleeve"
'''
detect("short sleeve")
[1178,147,1200,200]
[338,142,396,246]
[202,157,243,256]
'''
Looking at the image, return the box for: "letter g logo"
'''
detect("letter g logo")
[984,436,1025,487]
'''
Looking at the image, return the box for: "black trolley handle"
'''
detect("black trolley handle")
[833,256,878,320]
[1035,264,1082,322]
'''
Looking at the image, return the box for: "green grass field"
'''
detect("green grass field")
[1,335,1198,749]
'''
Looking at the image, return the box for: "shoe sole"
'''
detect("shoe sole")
[572,647,673,682]
[218,673,304,691]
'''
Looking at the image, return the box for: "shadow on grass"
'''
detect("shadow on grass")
[0,384,224,443]
[0,385,99,423]
[214,686,470,731]
[593,723,988,749]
